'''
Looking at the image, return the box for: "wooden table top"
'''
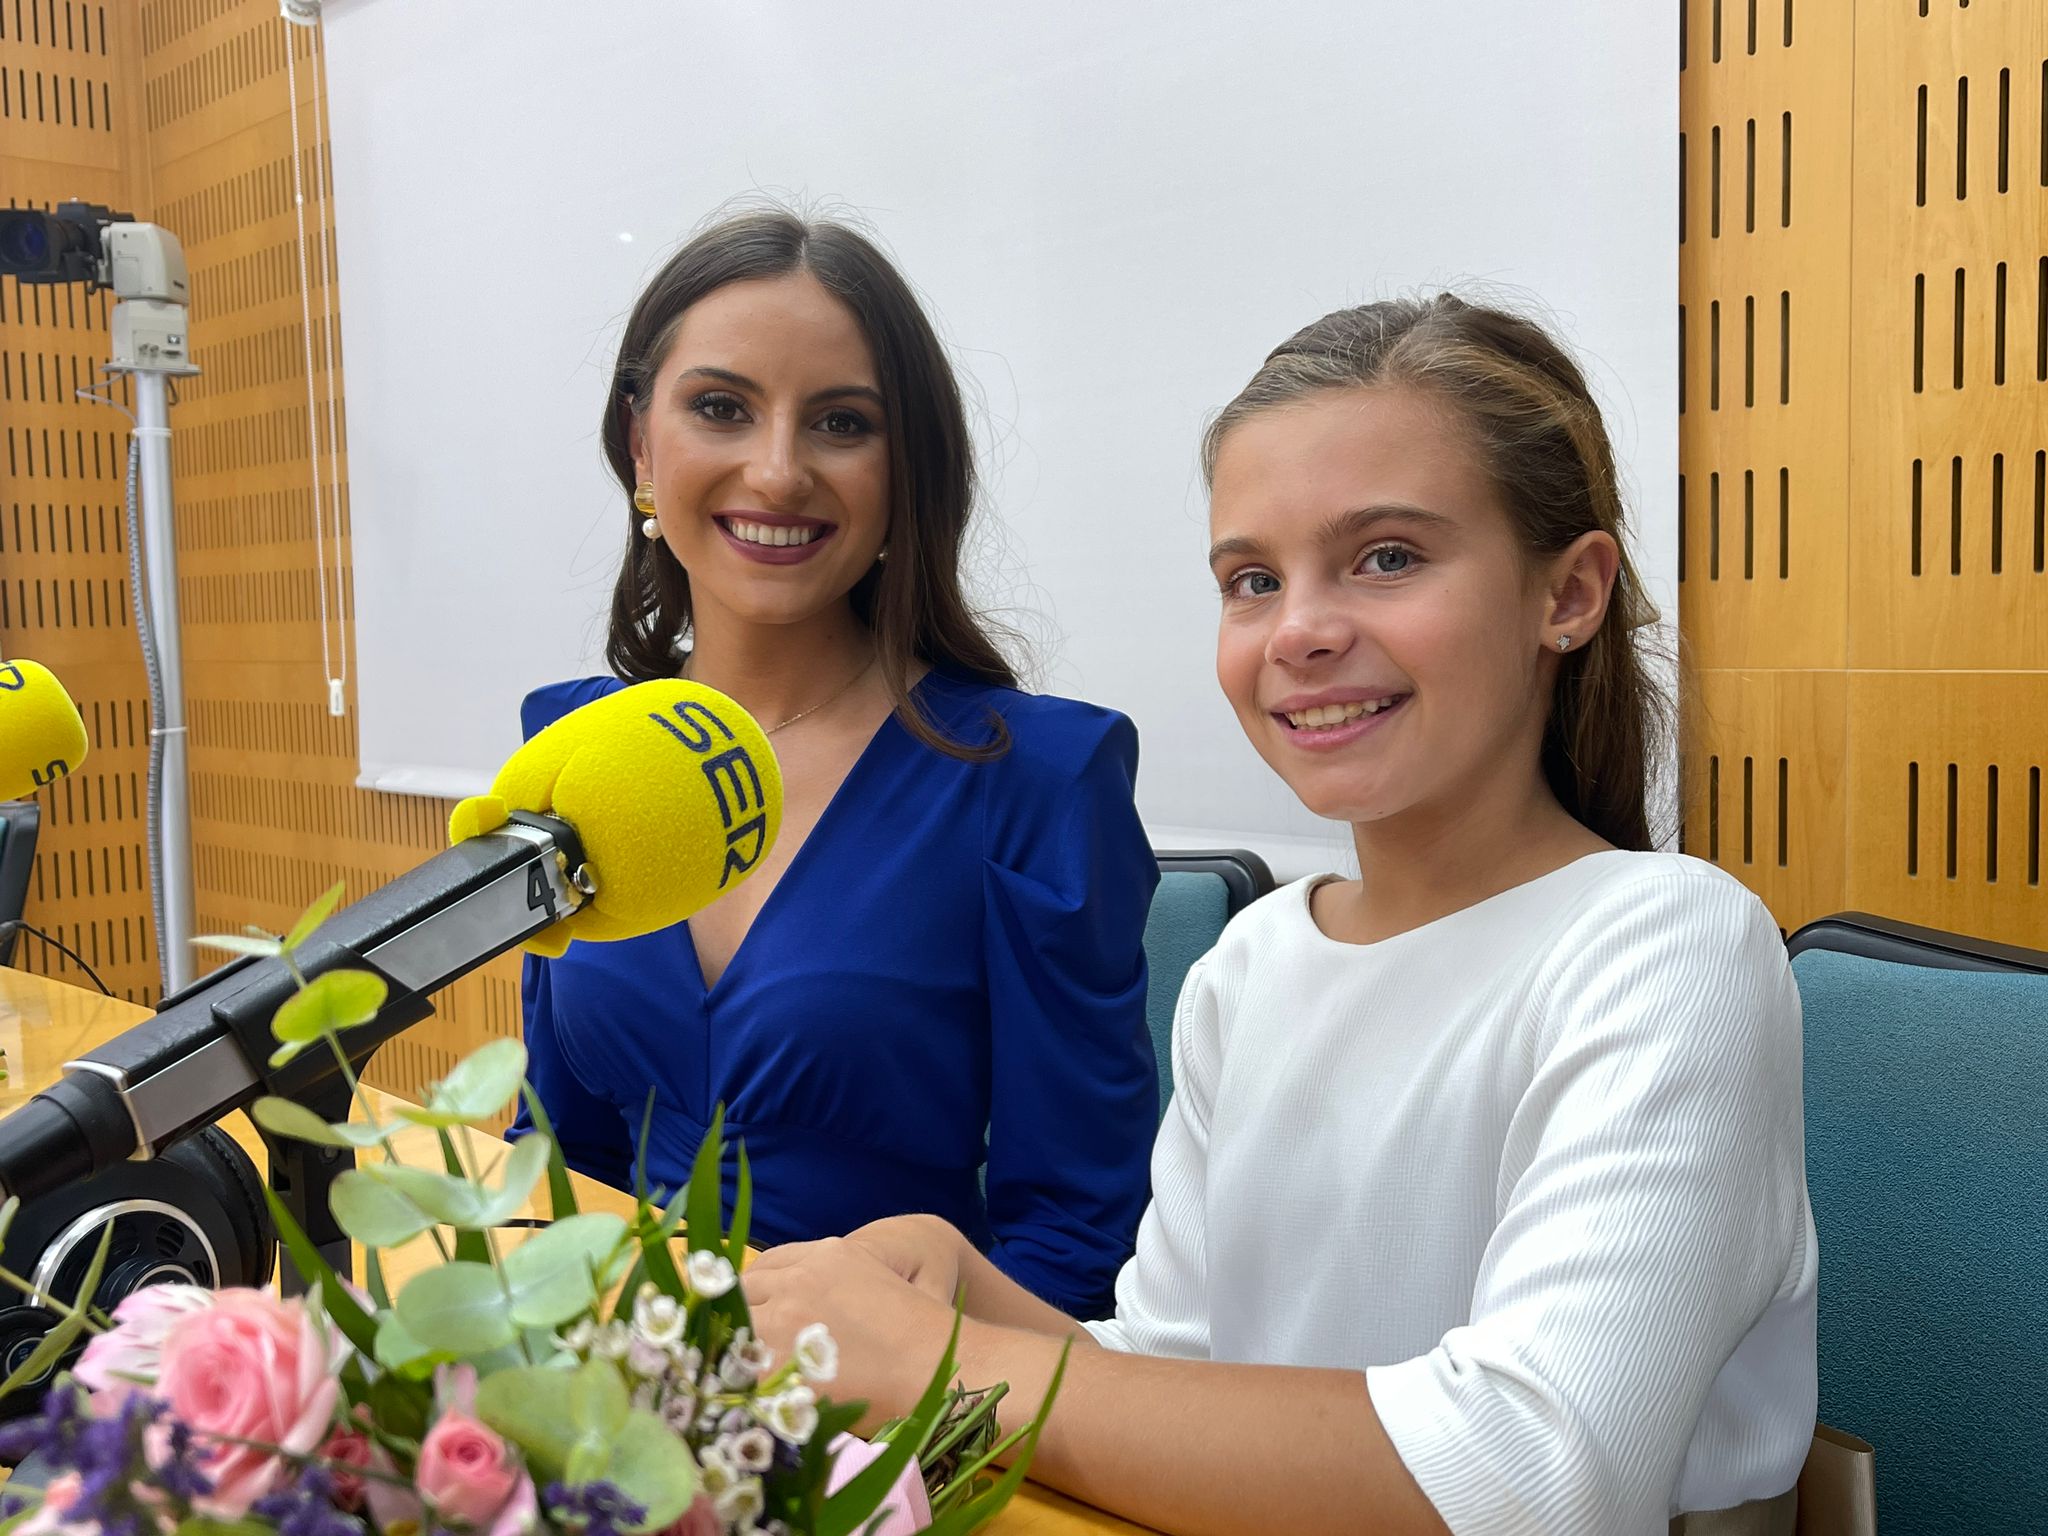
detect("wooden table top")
[0,967,1153,1534]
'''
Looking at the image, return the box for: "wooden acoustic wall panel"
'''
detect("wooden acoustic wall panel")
[1846,671,2047,947]
[1681,669,1849,933]
[1679,0,1855,672]
[137,0,522,1119]
[1848,1,2048,669]
[0,0,165,1002]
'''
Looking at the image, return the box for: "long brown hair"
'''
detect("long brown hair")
[602,210,1015,758]
[1200,294,1670,851]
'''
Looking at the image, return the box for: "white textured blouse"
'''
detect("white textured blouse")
[1087,851,1818,1535]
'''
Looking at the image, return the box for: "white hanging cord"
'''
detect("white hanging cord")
[308,15,349,706]
[282,1,346,717]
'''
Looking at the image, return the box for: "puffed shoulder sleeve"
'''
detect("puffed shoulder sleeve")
[978,697,1160,1319]
[506,676,633,1185]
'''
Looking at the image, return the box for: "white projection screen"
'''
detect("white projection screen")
[323,0,1676,878]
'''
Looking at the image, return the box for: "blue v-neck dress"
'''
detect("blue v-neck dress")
[509,670,1159,1319]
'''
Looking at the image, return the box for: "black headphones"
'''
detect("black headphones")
[0,1126,274,1424]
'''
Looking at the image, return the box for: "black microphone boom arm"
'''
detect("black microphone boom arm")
[0,813,589,1206]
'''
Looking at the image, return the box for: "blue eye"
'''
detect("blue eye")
[1225,570,1281,599]
[1362,545,1416,576]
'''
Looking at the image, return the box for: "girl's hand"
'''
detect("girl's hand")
[742,1236,958,1421]
[844,1213,968,1307]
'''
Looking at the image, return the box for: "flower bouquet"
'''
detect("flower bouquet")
[0,887,1062,1536]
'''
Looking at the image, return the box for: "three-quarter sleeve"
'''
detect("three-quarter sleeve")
[1086,952,1223,1357]
[979,703,1159,1320]
[508,953,633,1191]
[1365,871,1816,1534]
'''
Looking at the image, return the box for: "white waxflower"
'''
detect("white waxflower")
[627,1337,671,1380]
[633,1293,685,1349]
[729,1426,776,1473]
[631,1381,658,1413]
[756,1384,819,1446]
[718,1328,772,1390]
[559,1318,597,1354]
[593,1320,632,1361]
[661,1388,699,1434]
[714,1477,765,1529]
[792,1322,838,1385]
[685,1250,737,1300]
[696,1445,738,1497]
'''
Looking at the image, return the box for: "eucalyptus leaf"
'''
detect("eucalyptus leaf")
[331,1168,435,1248]
[372,1310,436,1375]
[607,1408,699,1532]
[190,932,283,960]
[268,1039,309,1070]
[272,968,389,1043]
[283,880,348,952]
[394,1261,515,1357]
[570,1355,630,1441]
[396,1038,528,1127]
[368,1164,492,1228]
[475,1366,576,1479]
[501,1213,626,1329]
[251,1095,386,1150]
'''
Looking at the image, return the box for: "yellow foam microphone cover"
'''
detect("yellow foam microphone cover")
[0,659,89,801]
[448,680,783,956]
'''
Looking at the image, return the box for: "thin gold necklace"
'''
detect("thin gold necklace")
[688,655,879,736]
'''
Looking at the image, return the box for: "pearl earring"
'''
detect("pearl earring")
[634,482,659,540]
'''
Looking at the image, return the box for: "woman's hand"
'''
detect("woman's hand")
[742,1236,960,1423]
[844,1213,968,1307]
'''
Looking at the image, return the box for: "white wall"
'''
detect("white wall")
[325,0,1675,880]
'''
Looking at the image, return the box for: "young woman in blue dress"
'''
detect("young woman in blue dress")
[514,211,1159,1320]
[743,296,1818,1535]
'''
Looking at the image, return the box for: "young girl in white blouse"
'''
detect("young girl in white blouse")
[744,296,1819,1536]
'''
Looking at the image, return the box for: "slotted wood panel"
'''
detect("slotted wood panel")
[1,0,161,1002]
[1847,2,2048,671]
[1682,0,2048,946]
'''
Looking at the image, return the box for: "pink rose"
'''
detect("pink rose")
[415,1374,536,1536]
[14,1473,94,1536]
[72,1284,216,1410]
[152,1288,351,1518]
[823,1432,931,1536]
[657,1495,723,1536]
[318,1426,375,1513]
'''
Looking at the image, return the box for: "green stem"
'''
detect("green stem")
[928,1420,1035,1517]
[919,1382,1008,1467]
[321,1030,452,1264]
[448,1134,530,1366]
[0,1264,106,1335]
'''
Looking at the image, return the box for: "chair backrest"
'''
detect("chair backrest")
[0,801,39,968]
[1142,850,1275,1122]
[1787,911,2048,1535]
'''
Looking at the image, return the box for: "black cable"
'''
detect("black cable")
[0,921,113,998]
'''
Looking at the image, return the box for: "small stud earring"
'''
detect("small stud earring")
[1556,634,1572,651]
[875,547,888,564]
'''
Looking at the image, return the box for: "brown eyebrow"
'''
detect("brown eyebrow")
[676,366,885,412]
[1207,503,1456,568]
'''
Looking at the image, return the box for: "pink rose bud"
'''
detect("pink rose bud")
[318,1427,375,1513]
[415,1408,537,1536]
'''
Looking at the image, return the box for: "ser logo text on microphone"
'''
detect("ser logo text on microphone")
[647,699,772,886]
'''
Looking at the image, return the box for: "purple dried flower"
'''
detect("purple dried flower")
[542,1479,649,1536]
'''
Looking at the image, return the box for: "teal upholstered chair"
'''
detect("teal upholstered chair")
[0,801,38,968]
[1141,850,1274,1122]
[1787,911,2048,1535]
